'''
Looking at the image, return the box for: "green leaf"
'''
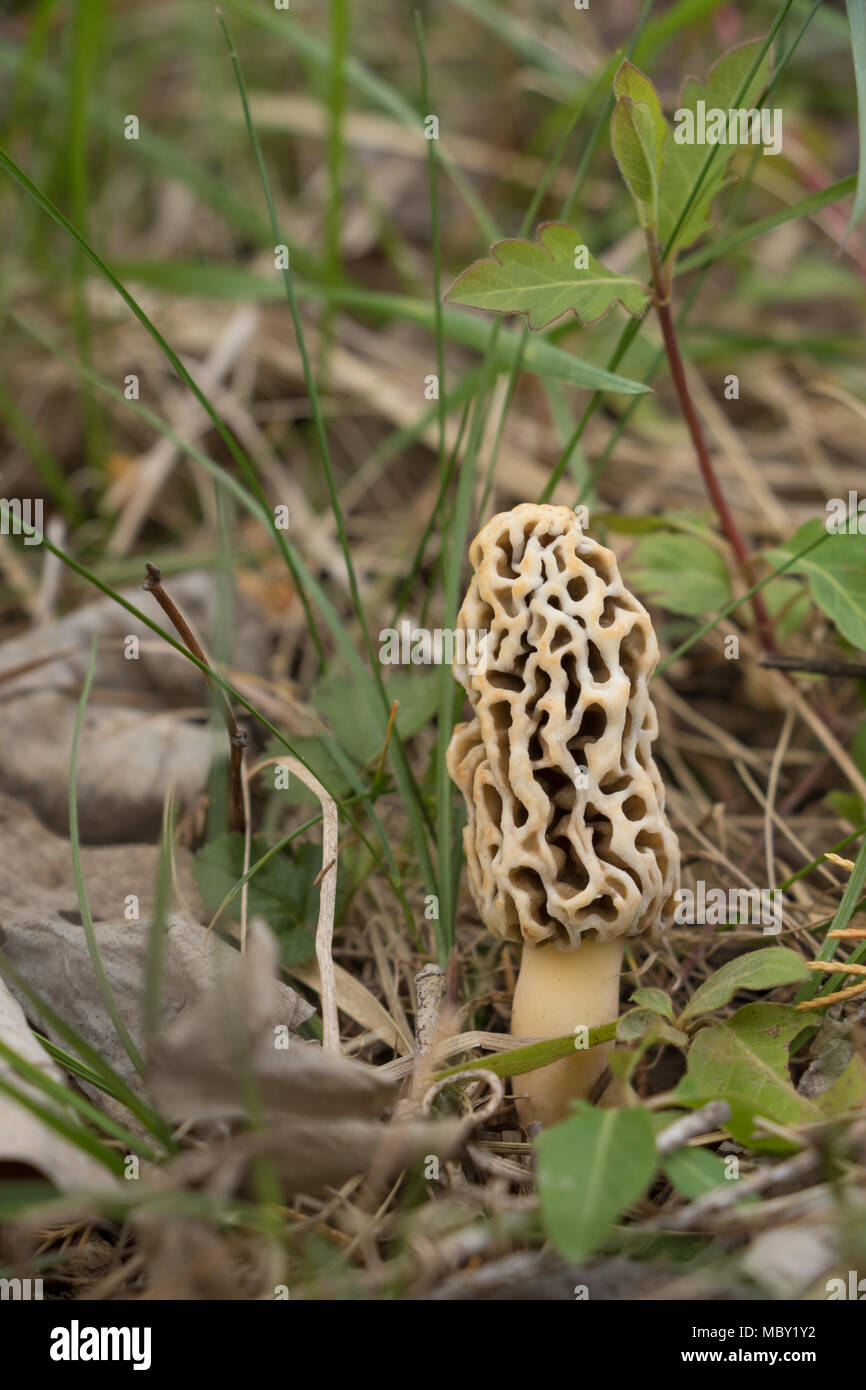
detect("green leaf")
[611,62,666,231]
[313,667,441,764]
[658,40,772,255]
[444,222,650,331]
[814,1052,866,1116]
[682,947,810,1022]
[626,532,732,616]
[631,987,674,1019]
[762,576,811,640]
[767,519,866,651]
[536,1102,656,1261]
[192,832,323,961]
[676,1003,818,1144]
[662,1146,731,1200]
[844,0,866,240]
[825,790,865,826]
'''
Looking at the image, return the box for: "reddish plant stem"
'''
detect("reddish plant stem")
[648,245,775,654]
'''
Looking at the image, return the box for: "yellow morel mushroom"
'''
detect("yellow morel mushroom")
[447,503,680,1128]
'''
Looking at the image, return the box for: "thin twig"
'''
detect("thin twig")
[759,653,866,679]
[244,755,340,1052]
[656,1101,732,1156]
[141,562,247,832]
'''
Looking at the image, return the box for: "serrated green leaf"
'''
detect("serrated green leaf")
[659,41,772,255]
[676,1003,819,1144]
[192,832,326,961]
[444,222,650,331]
[662,1145,731,1199]
[631,987,674,1019]
[767,519,866,652]
[536,1102,656,1261]
[626,532,732,616]
[611,62,666,231]
[313,666,442,764]
[682,947,810,1022]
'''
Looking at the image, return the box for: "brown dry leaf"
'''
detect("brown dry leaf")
[148,917,390,1125]
[0,573,271,841]
[0,913,313,1131]
[146,919,467,1198]
[0,976,117,1192]
[0,791,201,922]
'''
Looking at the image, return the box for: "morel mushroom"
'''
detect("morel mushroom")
[447,503,679,1128]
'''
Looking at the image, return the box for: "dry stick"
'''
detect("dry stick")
[759,654,866,680]
[245,754,340,1053]
[393,963,450,1117]
[141,563,247,833]
[646,241,774,653]
[650,1147,820,1233]
[656,1100,732,1157]
[770,670,866,803]
[828,927,866,939]
[764,708,794,893]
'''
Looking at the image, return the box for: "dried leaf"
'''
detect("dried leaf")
[0,977,117,1192]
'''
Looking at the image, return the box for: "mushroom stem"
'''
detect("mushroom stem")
[510,936,624,1129]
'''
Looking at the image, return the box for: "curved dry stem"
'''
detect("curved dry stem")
[243,755,341,1053]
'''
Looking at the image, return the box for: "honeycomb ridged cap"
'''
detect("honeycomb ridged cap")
[447,503,680,950]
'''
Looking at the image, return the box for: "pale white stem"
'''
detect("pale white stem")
[510,936,624,1129]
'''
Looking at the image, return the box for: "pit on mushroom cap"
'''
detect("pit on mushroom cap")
[447,503,680,1126]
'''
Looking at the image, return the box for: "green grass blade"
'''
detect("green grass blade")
[844,0,866,239]
[660,0,798,262]
[0,945,173,1146]
[0,1038,156,1161]
[655,526,834,675]
[0,141,324,663]
[679,174,858,273]
[415,12,447,483]
[110,259,651,394]
[218,11,437,902]
[0,1072,123,1176]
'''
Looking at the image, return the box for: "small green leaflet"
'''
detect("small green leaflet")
[444,222,650,331]
[658,41,772,254]
[611,61,666,231]
[626,532,732,616]
[767,518,866,651]
[630,986,674,1020]
[536,1102,656,1261]
[681,947,810,1022]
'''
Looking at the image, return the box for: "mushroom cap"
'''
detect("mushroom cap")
[447,503,680,950]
